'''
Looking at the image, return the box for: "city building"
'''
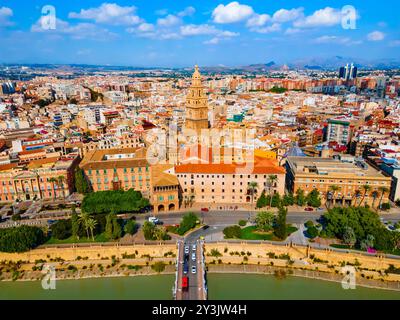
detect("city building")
[175,157,285,207]
[285,156,392,206]
[0,155,79,203]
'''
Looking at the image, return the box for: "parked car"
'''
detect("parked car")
[184,246,190,254]
[201,208,209,212]
[191,266,197,274]
[192,244,197,251]
[304,207,314,212]
[148,216,160,224]
[191,252,196,261]
[183,263,189,275]
[182,276,189,291]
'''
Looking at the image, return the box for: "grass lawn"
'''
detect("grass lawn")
[239,225,298,241]
[45,232,110,244]
[240,226,274,240]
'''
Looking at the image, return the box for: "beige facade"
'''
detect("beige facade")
[286,156,392,206]
[0,156,79,203]
[175,158,285,206]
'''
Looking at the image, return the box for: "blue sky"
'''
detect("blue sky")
[0,0,399,67]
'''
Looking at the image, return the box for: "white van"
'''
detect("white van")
[148,216,160,224]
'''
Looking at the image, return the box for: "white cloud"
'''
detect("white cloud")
[137,23,155,32]
[251,23,281,34]
[31,17,116,40]
[180,24,218,36]
[157,14,181,27]
[204,37,220,45]
[246,14,270,27]
[212,2,254,24]
[0,7,13,26]
[272,8,304,23]
[180,24,238,38]
[313,35,351,44]
[285,28,301,35]
[293,7,342,28]
[389,40,400,47]
[178,6,196,17]
[367,31,385,41]
[69,3,142,26]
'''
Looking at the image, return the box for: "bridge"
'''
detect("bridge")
[174,239,207,300]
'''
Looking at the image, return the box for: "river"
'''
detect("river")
[1,274,400,300]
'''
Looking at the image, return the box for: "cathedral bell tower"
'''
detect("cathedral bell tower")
[184,65,209,135]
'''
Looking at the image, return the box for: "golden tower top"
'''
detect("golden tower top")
[191,65,202,87]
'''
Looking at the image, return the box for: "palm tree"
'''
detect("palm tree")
[248,181,258,210]
[378,186,389,210]
[86,218,98,241]
[48,177,58,200]
[353,189,362,207]
[78,212,91,239]
[371,190,380,209]
[328,185,340,208]
[360,184,371,207]
[267,175,278,207]
[57,175,66,200]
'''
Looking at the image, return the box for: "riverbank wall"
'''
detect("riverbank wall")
[204,242,400,284]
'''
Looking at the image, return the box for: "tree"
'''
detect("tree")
[105,214,114,239]
[71,208,80,240]
[274,205,287,240]
[11,214,21,221]
[247,181,258,209]
[177,212,198,235]
[371,190,380,209]
[295,188,306,206]
[256,191,268,208]
[270,193,281,207]
[307,226,319,239]
[112,217,122,239]
[359,184,371,207]
[255,211,275,232]
[57,175,66,200]
[223,225,242,239]
[353,189,362,207]
[328,185,340,208]
[378,186,389,210]
[49,177,58,200]
[86,218,98,241]
[266,175,278,207]
[343,226,356,247]
[143,221,156,240]
[306,189,322,208]
[360,234,375,250]
[124,220,137,235]
[74,168,91,194]
[282,193,294,206]
[78,212,91,239]
[0,226,46,253]
[51,219,72,240]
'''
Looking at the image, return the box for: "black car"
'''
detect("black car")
[183,262,189,275]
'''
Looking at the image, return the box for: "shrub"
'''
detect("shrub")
[307,226,319,239]
[381,203,391,211]
[124,220,137,235]
[305,220,314,228]
[151,261,166,273]
[176,213,199,235]
[223,225,242,239]
[0,226,46,253]
[238,220,247,227]
[51,219,72,240]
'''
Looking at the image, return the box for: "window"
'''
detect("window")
[159,196,164,201]
[168,195,174,200]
